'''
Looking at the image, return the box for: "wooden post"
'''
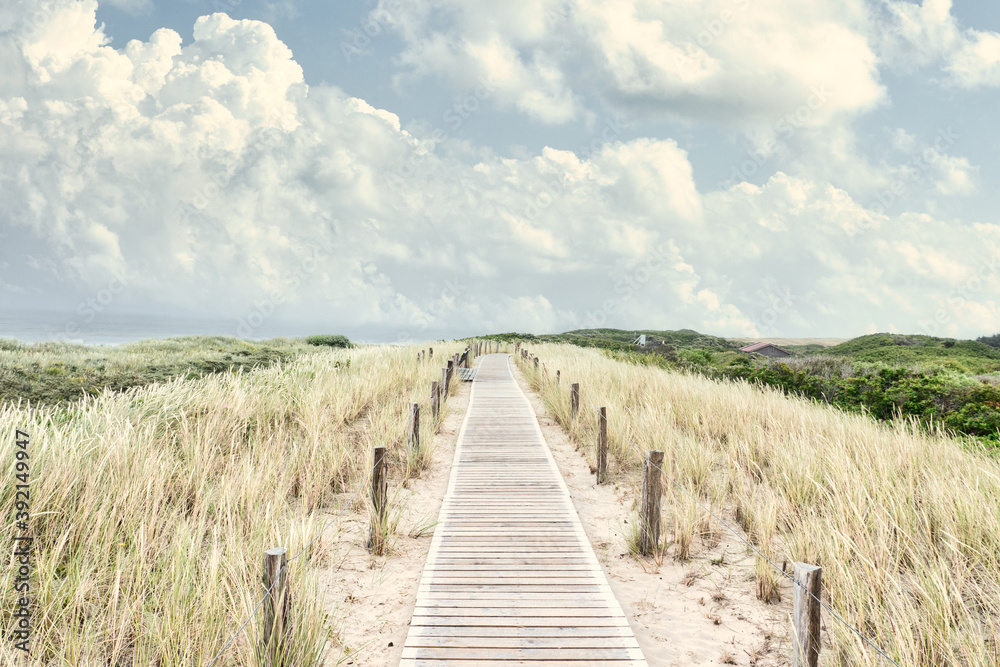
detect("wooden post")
[429,347,433,360]
[639,450,664,555]
[556,370,560,386]
[597,407,607,484]
[262,546,290,659]
[447,360,454,393]
[431,381,440,419]
[370,445,388,554]
[792,563,823,667]
[408,402,420,454]
[533,356,539,369]
[442,367,450,400]
[570,383,580,421]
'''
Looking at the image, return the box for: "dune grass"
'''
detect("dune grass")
[518,342,1000,666]
[0,336,318,406]
[0,340,463,665]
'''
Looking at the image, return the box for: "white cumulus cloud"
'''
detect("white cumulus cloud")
[0,0,997,340]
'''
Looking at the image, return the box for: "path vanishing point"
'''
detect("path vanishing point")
[400,353,648,665]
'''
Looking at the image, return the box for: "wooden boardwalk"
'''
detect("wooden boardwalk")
[400,354,647,665]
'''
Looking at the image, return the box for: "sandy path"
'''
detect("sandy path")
[317,378,472,666]
[316,357,794,666]
[508,360,794,667]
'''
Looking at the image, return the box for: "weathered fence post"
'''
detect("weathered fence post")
[597,407,607,484]
[556,370,560,386]
[570,383,580,421]
[429,347,433,360]
[533,356,539,369]
[262,547,290,660]
[446,360,454,394]
[431,381,440,419]
[792,563,823,667]
[408,402,420,454]
[443,365,451,398]
[639,450,664,555]
[370,445,388,554]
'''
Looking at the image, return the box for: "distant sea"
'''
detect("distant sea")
[0,309,397,346]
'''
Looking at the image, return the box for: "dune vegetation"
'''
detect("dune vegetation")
[0,339,462,665]
[516,342,1000,666]
[0,336,314,406]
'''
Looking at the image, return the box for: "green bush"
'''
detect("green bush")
[305,335,353,349]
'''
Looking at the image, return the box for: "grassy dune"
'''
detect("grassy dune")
[0,341,462,665]
[518,342,1000,666]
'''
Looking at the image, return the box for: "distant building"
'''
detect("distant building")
[739,342,792,358]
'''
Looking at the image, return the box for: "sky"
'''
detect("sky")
[1,0,999,343]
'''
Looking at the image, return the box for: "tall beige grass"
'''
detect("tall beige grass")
[522,343,1000,666]
[0,342,463,665]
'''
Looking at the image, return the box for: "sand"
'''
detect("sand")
[315,359,795,666]
[316,380,471,666]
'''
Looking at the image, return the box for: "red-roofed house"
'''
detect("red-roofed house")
[739,342,792,358]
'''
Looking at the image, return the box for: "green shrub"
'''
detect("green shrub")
[305,335,353,349]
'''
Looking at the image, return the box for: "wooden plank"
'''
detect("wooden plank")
[409,616,631,627]
[400,661,647,667]
[405,625,637,638]
[413,607,618,617]
[400,648,647,660]
[404,636,641,648]
[400,661,648,667]
[401,354,648,664]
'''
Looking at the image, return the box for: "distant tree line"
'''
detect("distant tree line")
[978,333,1000,348]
